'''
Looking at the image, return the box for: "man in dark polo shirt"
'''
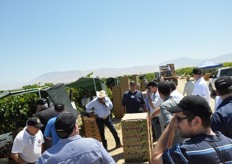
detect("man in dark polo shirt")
[121,80,147,114]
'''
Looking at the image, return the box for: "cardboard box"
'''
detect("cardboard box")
[82,116,101,142]
[121,113,152,162]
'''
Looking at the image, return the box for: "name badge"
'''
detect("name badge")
[131,95,135,98]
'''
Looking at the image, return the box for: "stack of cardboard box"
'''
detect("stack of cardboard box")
[121,113,152,162]
[119,77,129,97]
[112,85,124,119]
[82,116,101,142]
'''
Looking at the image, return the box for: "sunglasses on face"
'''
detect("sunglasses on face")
[176,115,189,122]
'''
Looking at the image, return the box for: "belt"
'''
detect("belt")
[98,116,109,119]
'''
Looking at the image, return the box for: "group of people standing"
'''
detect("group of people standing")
[120,67,232,163]
[11,98,116,163]
[9,66,232,163]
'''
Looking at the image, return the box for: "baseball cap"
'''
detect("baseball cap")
[192,68,202,75]
[36,98,47,105]
[55,112,76,139]
[27,117,44,128]
[215,76,232,91]
[167,95,212,118]
[55,104,65,112]
[130,80,136,85]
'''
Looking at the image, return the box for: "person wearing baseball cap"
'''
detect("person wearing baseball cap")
[11,117,44,164]
[151,95,232,164]
[192,67,210,103]
[37,112,115,164]
[34,98,57,150]
[211,76,232,138]
[34,98,56,134]
[44,104,65,146]
[122,80,147,113]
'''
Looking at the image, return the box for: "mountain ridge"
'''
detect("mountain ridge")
[28,53,232,85]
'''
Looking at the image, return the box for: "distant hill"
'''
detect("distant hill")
[27,53,232,85]
[159,53,232,69]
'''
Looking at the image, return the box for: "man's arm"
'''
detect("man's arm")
[151,116,177,164]
[44,119,52,140]
[143,104,147,112]
[11,153,26,164]
[85,99,95,113]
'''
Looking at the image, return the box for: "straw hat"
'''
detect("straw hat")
[96,90,106,98]
[186,75,191,81]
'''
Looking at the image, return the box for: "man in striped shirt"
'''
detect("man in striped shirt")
[151,95,232,164]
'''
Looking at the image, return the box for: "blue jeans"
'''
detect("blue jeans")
[96,116,120,147]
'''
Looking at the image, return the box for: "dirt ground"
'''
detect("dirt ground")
[106,78,215,164]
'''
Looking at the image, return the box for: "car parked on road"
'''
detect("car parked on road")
[209,67,232,95]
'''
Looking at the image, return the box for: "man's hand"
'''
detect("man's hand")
[98,98,107,107]
[168,115,178,132]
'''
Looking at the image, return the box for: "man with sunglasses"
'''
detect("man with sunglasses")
[151,95,232,164]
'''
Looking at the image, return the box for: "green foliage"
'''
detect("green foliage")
[176,67,194,76]
[145,73,155,81]
[65,87,85,111]
[223,62,232,67]
[22,83,54,90]
[0,93,38,134]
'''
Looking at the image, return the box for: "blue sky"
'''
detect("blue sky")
[1,0,232,90]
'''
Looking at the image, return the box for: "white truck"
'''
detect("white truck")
[209,67,232,95]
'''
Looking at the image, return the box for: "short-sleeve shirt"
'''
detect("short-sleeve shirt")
[122,90,145,113]
[44,116,60,145]
[162,132,232,163]
[11,128,44,163]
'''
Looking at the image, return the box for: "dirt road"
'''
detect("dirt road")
[107,78,215,164]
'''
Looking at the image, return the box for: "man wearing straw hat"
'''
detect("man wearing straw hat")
[86,90,122,150]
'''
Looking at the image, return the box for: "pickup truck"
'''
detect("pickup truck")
[208,67,232,95]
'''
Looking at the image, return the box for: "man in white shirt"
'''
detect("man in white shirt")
[11,117,44,164]
[192,68,210,103]
[86,90,122,150]
[169,81,184,99]
[147,81,163,141]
